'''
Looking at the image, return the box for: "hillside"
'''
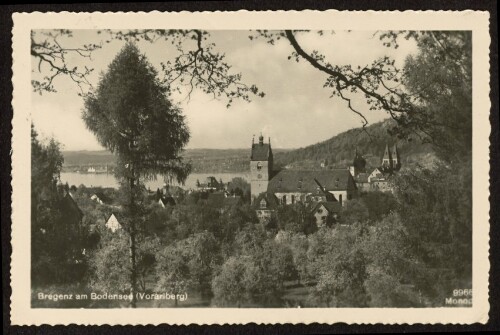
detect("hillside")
[273,119,437,170]
[63,119,437,173]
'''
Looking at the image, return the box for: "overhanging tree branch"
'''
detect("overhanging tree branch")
[284,30,411,128]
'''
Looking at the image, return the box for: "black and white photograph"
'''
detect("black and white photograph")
[9,10,491,325]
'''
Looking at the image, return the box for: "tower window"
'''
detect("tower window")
[282,195,286,204]
[257,162,262,170]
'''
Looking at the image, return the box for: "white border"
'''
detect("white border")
[11,10,491,325]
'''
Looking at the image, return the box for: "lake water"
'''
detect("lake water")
[60,172,249,190]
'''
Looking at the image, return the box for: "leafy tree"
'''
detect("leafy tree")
[31,125,87,286]
[88,230,131,295]
[155,243,191,307]
[276,203,317,235]
[340,198,370,225]
[89,222,160,295]
[360,191,398,222]
[275,231,309,284]
[211,256,253,307]
[179,231,221,298]
[392,163,472,305]
[260,240,296,291]
[82,43,191,307]
[401,32,471,163]
[361,213,420,307]
[307,225,369,307]
[227,177,251,202]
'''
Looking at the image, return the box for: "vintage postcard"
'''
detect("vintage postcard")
[11,10,491,325]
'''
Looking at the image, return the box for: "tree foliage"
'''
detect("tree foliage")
[401,32,471,163]
[31,126,87,285]
[82,43,191,182]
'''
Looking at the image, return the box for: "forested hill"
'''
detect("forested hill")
[273,119,437,170]
[63,119,436,173]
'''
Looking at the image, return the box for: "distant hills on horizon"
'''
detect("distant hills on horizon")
[273,118,437,170]
[63,119,437,173]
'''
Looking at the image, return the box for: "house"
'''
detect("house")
[350,146,401,193]
[158,195,176,208]
[311,201,341,228]
[354,172,370,192]
[196,176,224,192]
[267,169,356,207]
[105,213,122,233]
[368,169,394,192]
[253,192,280,224]
[250,134,357,207]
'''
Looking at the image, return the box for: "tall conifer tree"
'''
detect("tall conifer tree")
[82,43,191,307]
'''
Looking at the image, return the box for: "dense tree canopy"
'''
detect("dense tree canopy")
[82,43,191,182]
[31,126,87,285]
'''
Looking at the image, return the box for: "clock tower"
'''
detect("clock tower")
[250,134,273,201]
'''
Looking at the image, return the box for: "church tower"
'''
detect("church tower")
[381,144,393,171]
[250,134,273,201]
[391,145,401,171]
[350,147,367,176]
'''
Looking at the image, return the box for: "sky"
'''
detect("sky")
[31,30,417,151]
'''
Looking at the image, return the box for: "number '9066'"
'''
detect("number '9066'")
[453,289,472,297]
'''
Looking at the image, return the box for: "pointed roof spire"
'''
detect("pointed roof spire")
[392,144,399,154]
[383,144,391,159]
[259,133,264,145]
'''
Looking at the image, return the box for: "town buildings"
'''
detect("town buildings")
[350,144,401,193]
[250,134,357,206]
[250,134,351,224]
[250,134,402,224]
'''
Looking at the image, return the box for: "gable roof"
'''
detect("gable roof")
[253,192,280,209]
[311,201,342,214]
[105,213,123,232]
[106,212,125,223]
[251,143,272,161]
[268,169,353,193]
[91,192,112,204]
[60,193,83,221]
[159,196,176,207]
[355,172,369,183]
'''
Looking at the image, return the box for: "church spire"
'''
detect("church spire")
[381,143,393,171]
[259,133,264,145]
[383,144,391,159]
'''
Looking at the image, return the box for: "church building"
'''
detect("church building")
[349,144,402,193]
[250,134,357,207]
[381,144,401,172]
